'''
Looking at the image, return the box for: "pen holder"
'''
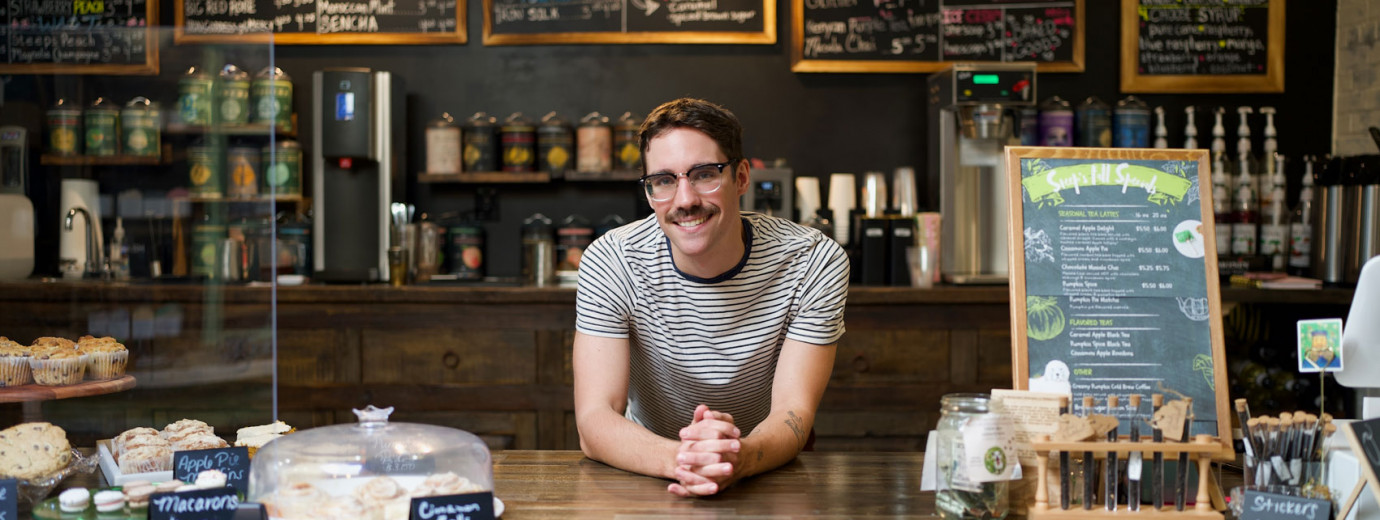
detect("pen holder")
[1028,434,1226,519]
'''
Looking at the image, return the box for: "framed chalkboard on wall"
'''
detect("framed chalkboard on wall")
[175,0,465,44]
[791,0,1083,73]
[483,0,774,45]
[1120,0,1283,93]
[0,0,159,75]
[1005,146,1232,456]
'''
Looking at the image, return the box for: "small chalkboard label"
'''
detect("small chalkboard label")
[409,492,495,520]
[1240,489,1331,520]
[0,479,17,520]
[173,447,251,494]
[148,488,239,520]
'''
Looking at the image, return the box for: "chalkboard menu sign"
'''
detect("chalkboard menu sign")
[792,0,1083,73]
[1006,147,1231,453]
[176,0,465,44]
[483,0,774,44]
[1339,417,1380,520]
[0,0,159,75]
[1120,0,1283,93]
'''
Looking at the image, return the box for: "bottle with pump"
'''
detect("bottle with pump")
[1210,107,1227,156]
[1231,157,1258,256]
[1259,154,1288,271]
[1236,106,1256,190]
[110,217,130,280]
[1211,151,1233,257]
[1288,156,1316,276]
[1153,106,1169,149]
[1184,106,1199,149]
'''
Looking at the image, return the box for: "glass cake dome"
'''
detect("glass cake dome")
[249,405,492,519]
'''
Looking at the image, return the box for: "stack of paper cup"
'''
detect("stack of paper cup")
[861,171,887,218]
[828,173,855,246]
[795,176,822,225]
[893,166,918,217]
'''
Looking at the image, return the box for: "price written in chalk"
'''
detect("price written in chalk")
[1135,225,1168,233]
[173,447,250,494]
[1140,282,1174,290]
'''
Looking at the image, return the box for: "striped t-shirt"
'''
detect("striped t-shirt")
[575,212,849,440]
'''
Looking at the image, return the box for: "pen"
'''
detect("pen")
[1106,395,1120,511]
[1174,398,1193,511]
[1235,399,1256,486]
[1060,395,1071,510]
[1128,394,1142,511]
[1083,395,1096,510]
[1151,394,1163,510]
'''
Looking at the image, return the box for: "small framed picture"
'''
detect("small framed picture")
[1298,318,1344,373]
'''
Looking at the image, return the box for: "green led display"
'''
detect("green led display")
[973,74,999,85]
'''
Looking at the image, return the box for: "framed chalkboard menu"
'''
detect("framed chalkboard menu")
[791,0,1083,73]
[0,0,159,74]
[483,0,773,45]
[1006,147,1231,453]
[1120,0,1283,93]
[176,0,465,44]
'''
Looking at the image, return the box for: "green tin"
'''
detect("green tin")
[227,145,260,198]
[252,67,294,132]
[46,99,82,156]
[84,98,119,156]
[121,97,161,157]
[179,67,214,126]
[261,140,302,196]
[191,222,226,277]
[217,64,251,125]
[188,144,223,199]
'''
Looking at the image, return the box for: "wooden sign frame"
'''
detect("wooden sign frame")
[1005,146,1232,459]
[1120,0,1284,93]
[174,0,466,44]
[790,0,1084,73]
[0,5,160,75]
[1338,418,1380,520]
[482,0,775,45]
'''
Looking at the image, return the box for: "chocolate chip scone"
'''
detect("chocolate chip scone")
[0,422,72,479]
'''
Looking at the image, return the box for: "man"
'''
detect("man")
[573,98,849,497]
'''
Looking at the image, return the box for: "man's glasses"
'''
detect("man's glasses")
[640,162,733,202]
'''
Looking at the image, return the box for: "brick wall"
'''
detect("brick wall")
[1335,0,1380,155]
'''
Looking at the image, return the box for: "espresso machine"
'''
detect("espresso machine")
[927,63,1035,284]
[312,68,406,282]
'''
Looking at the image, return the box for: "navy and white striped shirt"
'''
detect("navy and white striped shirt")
[575,212,849,439]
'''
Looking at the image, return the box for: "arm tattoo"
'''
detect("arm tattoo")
[784,410,807,447]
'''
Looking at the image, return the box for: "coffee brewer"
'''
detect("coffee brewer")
[927,64,1035,284]
[312,68,406,282]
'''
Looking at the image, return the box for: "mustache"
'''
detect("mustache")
[667,206,717,221]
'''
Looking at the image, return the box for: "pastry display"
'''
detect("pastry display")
[0,338,32,386]
[124,484,153,509]
[234,420,294,457]
[0,422,74,479]
[58,487,88,512]
[28,348,86,386]
[77,336,128,380]
[93,489,124,512]
[107,421,228,478]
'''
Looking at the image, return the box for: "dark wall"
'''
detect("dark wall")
[9,0,1338,279]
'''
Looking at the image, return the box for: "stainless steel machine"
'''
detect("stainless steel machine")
[927,63,1035,284]
[312,68,406,283]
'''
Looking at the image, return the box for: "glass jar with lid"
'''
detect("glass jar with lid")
[250,405,493,519]
[934,393,1010,520]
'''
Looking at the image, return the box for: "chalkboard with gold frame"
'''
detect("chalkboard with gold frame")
[483,0,775,45]
[1120,0,1284,93]
[175,0,466,44]
[0,1,160,75]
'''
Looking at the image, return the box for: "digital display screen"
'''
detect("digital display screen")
[335,92,355,121]
[972,74,999,85]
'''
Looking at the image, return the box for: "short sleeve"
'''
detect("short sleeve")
[785,236,849,345]
[574,233,635,339]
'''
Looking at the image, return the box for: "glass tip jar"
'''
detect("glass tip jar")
[934,393,1010,520]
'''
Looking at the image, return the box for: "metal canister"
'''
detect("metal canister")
[84,97,119,156]
[178,67,214,126]
[1038,96,1073,147]
[262,140,302,196]
[1113,95,1151,148]
[537,111,573,179]
[577,112,612,175]
[1017,106,1040,146]
[227,145,260,198]
[522,213,555,287]
[121,97,161,157]
[556,214,592,274]
[463,112,498,172]
[46,98,82,156]
[426,113,461,175]
[1076,96,1112,147]
[614,111,643,172]
[191,218,226,277]
[500,112,536,173]
[251,66,294,131]
[217,64,252,125]
[188,143,223,199]
[447,222,484,280]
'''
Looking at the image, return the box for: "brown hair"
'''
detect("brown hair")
[638,98,743,174]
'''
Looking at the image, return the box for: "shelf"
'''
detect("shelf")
[564,170,642,181]
[165,120,297,138]
[186,194,305,203]
[41,145,173,166]
[419,172,551,183]
[0,374,136,403]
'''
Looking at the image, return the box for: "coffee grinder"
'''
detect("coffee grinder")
[927,63,1035,284]
[312,68,406,283]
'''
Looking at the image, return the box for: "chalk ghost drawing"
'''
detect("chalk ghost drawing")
[1029,359,1072,396]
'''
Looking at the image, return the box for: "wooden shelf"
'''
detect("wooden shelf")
[0,374,136,403]
[564,169,642,181]
[418,171,550,183]
[165,120,297,138]
[41,145,172,166]
[186,194,305,203]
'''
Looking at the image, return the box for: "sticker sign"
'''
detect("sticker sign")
[1296,318,1343,373]
[148,488,239,520]
[409,492,496,520]
[0,479,16,520]
[1240,489,1331,520]
[173,447,251,494]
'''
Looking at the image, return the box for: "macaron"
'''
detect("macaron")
[124,485,153,509]
[154,480,184,493]
[59,488,90,513]
[194,469,228,489]
[174,484,199,493]
[94,490,125,512]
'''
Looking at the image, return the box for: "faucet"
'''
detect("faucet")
[64,207,106,279]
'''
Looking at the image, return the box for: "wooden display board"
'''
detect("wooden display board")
[0,0,159,75]
[175,0,465,44]
[1339,417,1380,520]
[483,0,774,45]
[791,0,1083,73]
[1005,146,1232,456]
[1120,0,1284,93]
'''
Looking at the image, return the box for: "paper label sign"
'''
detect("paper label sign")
[174,447,251,494]
[0,479,16,520]
[1297,318,1343,373]
[409,492,495,520]
[1240,490,1331,520]
[148,487,239,520]
[961,414,1019,483]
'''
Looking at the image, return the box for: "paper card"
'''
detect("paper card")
[148,488,239,520]
[409,492,495,520]
[0,479,15,520]
[1297,318,1343,373]
[1240,489,1331,520]
[990,389,1064,466]
[174,447,251,494]
[920,431,937,491]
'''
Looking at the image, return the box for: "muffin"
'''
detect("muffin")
[29,349,86,386]
[30,336,76,352]
[0,338,31,386]
[117,445,171,474]
[78,336,128,380]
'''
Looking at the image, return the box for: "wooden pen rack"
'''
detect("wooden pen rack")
[1027,434,1224,520]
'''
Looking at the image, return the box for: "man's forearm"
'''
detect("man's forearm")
[738,408,814,479]
[578,407,683,480]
